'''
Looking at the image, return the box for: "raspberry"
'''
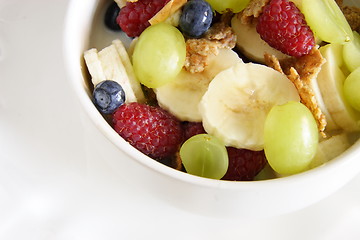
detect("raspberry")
[221,147,267,181]
[256,0,315,57]
[113,102,183,160]
[182,122,206,141]
[117,0,170,37]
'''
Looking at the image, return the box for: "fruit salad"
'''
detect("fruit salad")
[83,0,360,181]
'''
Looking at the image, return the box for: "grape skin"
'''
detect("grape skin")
[205,0,250,14]
[302,0,353,44]
[180,134,229,180]
[264,101,318,175]
[132,23,186,88]
[343,31,360,73]
[344,67,360,112]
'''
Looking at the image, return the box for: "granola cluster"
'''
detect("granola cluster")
[342,6,360,33]
[239,0,270,24]
[184,21,237,73]
[334,0,360,33]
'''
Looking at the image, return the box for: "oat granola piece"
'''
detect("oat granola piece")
[335,0,343,7]
[149,0,187,25]
[238,0,270,25]
[264,53,284,74]
[184,39,220,73]
[287,67,327,138]
[281,47,326,83]
[204,22,237,49]
[264,47,327,137]
[342,6,360,33]
[184,21,237,73]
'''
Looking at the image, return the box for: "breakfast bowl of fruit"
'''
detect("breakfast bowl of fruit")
[64,0,360,218]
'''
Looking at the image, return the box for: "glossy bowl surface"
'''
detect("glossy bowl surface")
[63,0,360,218]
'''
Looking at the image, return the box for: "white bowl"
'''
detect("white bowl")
[63,0,360,218]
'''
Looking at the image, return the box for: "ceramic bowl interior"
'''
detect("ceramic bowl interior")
[63,0,360,218]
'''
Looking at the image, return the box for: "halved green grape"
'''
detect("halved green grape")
[180,134,228,179]
[343,31,360,72]
[205,0,250,13]
[132,23,186,88]
[344,67,360,112]
[264,101,319,175]
[302,0,353,44]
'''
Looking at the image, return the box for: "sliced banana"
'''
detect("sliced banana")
[114,0,127,8]
[317,43,360,132]
[112,39,145,102]
[309,132,351,169]
[231,15,288,64]
[155,48,243,121]
[83,48,107,84]
[84,39,145,103]
[308,75,340,132]
[199,62,300,151]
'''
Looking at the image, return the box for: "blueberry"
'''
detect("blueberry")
[104,2,122,31]
[93,80,125,114]
[179,0,213,38]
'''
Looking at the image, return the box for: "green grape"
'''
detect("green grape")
[344,67,360,112]
[264,101,318,175]
[343,31,360,72]
[132,23,186,88]
[179,134,228,180]
[206,0,250,13]
[253,164,276,181]
[302,0,353,44]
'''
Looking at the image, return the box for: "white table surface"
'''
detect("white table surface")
[1,0,360,239]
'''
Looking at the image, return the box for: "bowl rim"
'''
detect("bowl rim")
[62,0,360,191]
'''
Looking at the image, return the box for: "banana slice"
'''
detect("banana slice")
[154,48,243,121]
[308,74,340,132]
[309,132,351,169]
[317,43,360,132]
[84,39,145,103]
[231,15,288,64]
[112,39,145,102]
[114,0,127,8]
[83,48,107,84]
[199,62,300,151]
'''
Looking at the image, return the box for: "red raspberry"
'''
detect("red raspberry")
[113,102,183,160]
[256,0,315,57]
[222,147,267,181]
[117,0,170,37]
[182,122,206,141]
